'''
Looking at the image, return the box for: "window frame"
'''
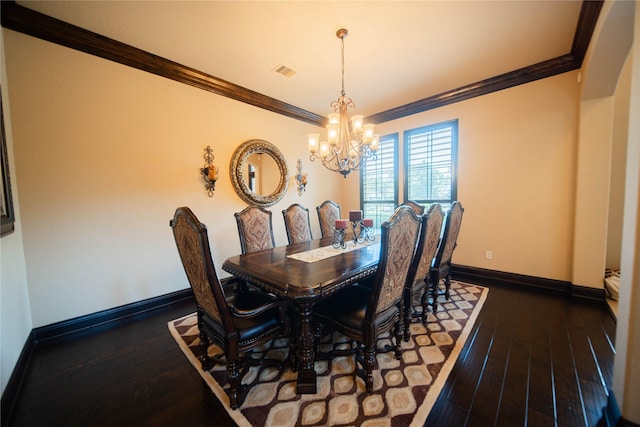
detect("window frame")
[403,119,458,210]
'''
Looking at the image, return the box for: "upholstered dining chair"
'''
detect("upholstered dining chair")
[234,205,276,254]
[400,200,425,216]
[402,204,444,339]
[316,200,341,239]
[427,201,464,312]
[170,207,289,409]
[282,203,313,245]
[313,205,422,392]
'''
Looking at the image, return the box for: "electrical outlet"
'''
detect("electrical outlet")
[485,250,493,260]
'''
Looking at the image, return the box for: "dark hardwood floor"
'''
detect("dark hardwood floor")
[4,282,615,427]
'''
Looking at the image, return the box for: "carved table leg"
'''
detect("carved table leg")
[288,312,299,372]
[295,301,317,394]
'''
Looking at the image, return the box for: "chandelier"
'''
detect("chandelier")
[308,29,379,178]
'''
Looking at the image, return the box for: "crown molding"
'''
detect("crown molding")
[366,54,579,124]
[0,1,324,126]
[367,0,603,124]
[1,0,602,125]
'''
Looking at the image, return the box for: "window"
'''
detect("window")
[360,120,458,226]
[360,133,398,227]
[404,120,458,211]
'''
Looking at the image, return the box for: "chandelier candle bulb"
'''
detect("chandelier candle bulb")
[371,135,380,151]
[363,124,375,143]
[349,210,363,221]
[351,115,363,132]
[308,134,319,153]
[335,219,348,230]
[327,124,339,145]
[319,143,330,158]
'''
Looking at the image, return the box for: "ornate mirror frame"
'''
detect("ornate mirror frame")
[229,139,289,207]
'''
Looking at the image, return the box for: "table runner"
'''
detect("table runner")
[287,240,377,263]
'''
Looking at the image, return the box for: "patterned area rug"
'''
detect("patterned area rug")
[168,280,488,427]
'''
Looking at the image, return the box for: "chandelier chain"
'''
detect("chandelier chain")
[340,35,346,97]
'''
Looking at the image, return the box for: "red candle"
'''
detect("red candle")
[363,218,373,227]
[349,210,363,221]
[335,219,348,230]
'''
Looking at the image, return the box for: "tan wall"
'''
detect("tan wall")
[0,29,32,394]
[573,96,613,288]
[3,29,352,328]
[607,52,632,270]
[4,27,585,328]
[373,72,580,281]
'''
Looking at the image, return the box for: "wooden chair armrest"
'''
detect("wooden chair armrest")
[229,299,289,319]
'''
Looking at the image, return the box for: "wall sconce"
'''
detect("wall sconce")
[294,159,308,196]
[201,146,219,197]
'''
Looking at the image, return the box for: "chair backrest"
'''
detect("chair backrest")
[282,203,313,245]
[316,200,341,239]
[433,201,464,269]
[234,205,276,254]
[368,206,422,318]
[170,207,230,328]
[400,200,425,216]
[409,204,445,285]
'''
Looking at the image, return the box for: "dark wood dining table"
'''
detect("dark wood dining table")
[222,237,380,393]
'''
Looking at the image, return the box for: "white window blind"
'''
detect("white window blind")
[405,120,457,209]
[361,133,398,227]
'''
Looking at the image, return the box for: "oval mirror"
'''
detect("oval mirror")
[229,139,289,206]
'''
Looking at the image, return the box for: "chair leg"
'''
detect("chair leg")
[362,346,376,392]
[394,321,403,359]
[226,359,241,410]
[444,272,451,300]
[199,330,213,371]
[425,269,441,316]
[403,288,412,342]
[430,279,440,314]
[420,289,430,323]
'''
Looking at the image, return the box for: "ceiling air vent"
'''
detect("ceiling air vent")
[273,64,296,78]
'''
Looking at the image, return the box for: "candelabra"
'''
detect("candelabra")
[333,210,375,248]
[333,227,347,249]
[350,218,375,244]
[363,221,376,242]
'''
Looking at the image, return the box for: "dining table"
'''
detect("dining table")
[222,237,380,394]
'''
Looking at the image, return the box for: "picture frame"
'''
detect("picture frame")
[1,87,15,237]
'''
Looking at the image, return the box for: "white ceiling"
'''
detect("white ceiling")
[18,1,583,117]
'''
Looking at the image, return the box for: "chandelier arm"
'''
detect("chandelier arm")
[339,111,350,155]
